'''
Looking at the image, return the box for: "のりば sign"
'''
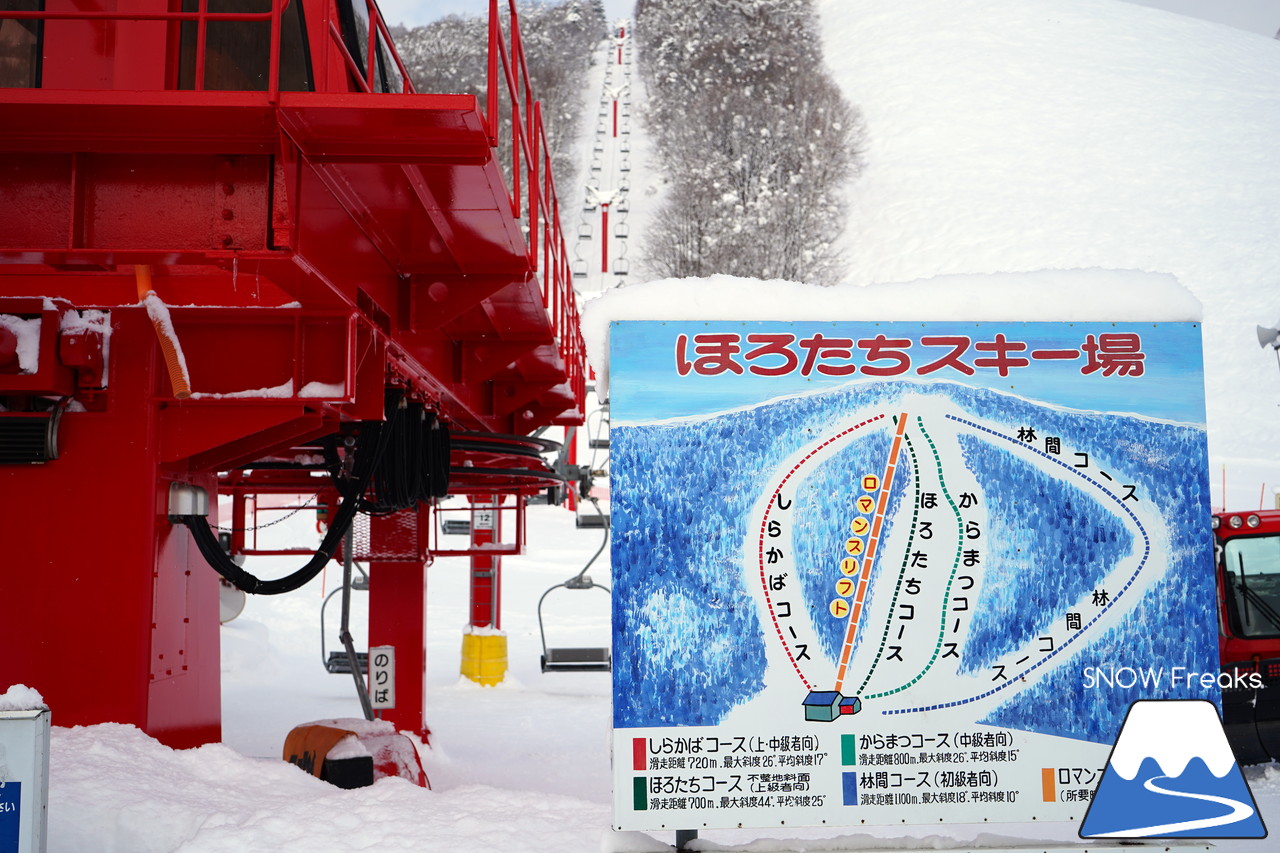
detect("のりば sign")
[608,320,1219,832]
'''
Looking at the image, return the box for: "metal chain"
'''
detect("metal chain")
[214,493,322,533]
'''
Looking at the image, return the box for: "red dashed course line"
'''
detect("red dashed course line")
[758,414,886,691]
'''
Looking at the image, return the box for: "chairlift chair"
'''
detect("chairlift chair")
[612,258,630,276]
[537,574,611,673]
[614,222,629,239]
[572,259,588,277]
[578,222,593,239]
[538,491,611,673]
[320,568,370,673]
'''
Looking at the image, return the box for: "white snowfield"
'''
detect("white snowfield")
[817,0,1280,510]
[14,1,1280,851]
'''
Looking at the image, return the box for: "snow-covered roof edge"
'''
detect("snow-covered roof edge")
[580,269,1202,399]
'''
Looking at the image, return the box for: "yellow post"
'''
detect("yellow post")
[460,630,508,685]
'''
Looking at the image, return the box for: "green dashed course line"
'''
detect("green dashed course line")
[865,416,965,699]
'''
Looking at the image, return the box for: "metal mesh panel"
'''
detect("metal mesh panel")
[350,509,423,561]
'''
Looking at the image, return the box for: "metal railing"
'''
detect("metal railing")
[483,0,586,411]
[1,0,586,415]
[325,0,416,95]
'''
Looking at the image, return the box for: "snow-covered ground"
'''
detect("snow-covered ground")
[43,506,618,853]
[37,501,1280,852]
[19,1,1280,851]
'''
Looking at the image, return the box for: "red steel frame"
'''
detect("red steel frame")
[0,0,584,747]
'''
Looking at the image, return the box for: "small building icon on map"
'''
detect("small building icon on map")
[803,691,861,722]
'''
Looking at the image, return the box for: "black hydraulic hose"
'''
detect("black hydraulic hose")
[179,484,364,595]
[361,407,451,514]
[448,465,568,485]
[177,412,395,596]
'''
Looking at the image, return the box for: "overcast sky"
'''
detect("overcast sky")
[1122,0,1280,37]
[379,0,633,29]
[377,0,1280,36]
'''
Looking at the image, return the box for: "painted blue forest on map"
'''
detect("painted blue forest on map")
[611,380,1216,744]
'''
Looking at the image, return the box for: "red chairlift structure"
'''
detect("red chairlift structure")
[0,0,584,748]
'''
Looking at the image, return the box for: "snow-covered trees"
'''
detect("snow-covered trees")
[635,0,864,284]
[391,1,606,190]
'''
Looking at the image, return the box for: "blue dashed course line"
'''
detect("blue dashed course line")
[882,414,1152,716]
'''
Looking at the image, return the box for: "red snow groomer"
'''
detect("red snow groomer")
[1215,507,1280,764]
[0,0,584,749]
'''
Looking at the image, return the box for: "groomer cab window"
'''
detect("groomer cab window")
[1223,533,1280,639]
[177,0,314,91]
[335,0,403,93]
[0,0,42,88]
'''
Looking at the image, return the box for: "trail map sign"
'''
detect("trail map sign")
[608,320,1218,832]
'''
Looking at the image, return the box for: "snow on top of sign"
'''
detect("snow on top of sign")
[0,683,47,712]
[580,270,1201,398]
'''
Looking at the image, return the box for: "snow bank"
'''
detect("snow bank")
[48,723,610,853]
[581,269,1200,397]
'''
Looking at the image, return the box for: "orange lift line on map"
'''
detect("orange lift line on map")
[834,412,908,693]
